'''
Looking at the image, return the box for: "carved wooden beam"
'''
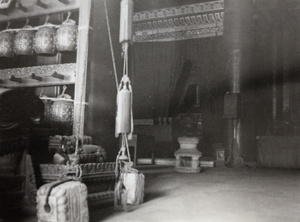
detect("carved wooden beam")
[133,0,224,42]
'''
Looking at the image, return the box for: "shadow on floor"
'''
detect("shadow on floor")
[144,190,166,203]
[90,207,115,222]
[90,190,166,222]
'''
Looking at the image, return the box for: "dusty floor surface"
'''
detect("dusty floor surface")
[3,166,300,222]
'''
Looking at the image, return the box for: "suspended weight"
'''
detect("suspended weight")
[115,75,133,137]
[119,0,133,43]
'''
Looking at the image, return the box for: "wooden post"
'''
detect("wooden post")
[271,24,283,121]
[282,11,289,121]
[73,0,92,137]
[224,0,253,164]
[225,0,243,165]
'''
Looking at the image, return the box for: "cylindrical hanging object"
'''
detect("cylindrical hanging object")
[115,76,132,137]
[119,0,133,43]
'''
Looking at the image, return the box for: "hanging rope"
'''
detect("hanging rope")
[66,11,72,22]
[115,0,134,162]
[59,165,83,181]
[123,42,129,76]
[104,0,119,91]
[115,0,135,211]
[124,134,131,163]
[44,164,82,214]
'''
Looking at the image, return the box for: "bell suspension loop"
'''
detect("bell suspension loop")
[115,0,145,212]
[115,0,134,164]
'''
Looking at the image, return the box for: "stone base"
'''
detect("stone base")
[215,160,226,167]
[174,166,201,173]
[174,147,202,174]
[178,137,199,149]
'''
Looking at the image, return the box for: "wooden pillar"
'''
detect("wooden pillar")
[271,23,283,121]
[224,0,242,165]
[224,0,253,164]
[282,13,290,121]
[271,32,278,120]
[232,49,241,163]
[232,49,241,94]
[73,0,92,137]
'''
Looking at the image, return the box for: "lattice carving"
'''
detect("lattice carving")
[133,1,224,42]
[133,0,224,22]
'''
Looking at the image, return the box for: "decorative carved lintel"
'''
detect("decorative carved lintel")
[133,1,224,42]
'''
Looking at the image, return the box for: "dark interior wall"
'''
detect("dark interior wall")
[86,0,229,159]
[287,8,300,125]
[232,0,300,161]
[132,38,228,155]
[85,0,300,162]
[85,0,123,161]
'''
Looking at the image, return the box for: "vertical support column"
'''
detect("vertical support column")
[282,21,290,121]
[224,0,242,165]
[271,24,283,122]
[224,0,253,164]
[73,0,92,137]
[232,49,241,94]
[271,31,278,120]
[232,49,241,162]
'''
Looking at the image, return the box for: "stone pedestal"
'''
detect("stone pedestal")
[174,137,202,173]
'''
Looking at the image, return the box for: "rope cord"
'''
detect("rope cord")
[124,134,131,163]
[122,42,129,76]
[44,165,82,211]
[104,0,119,91]
[115,149,121,177]
[59,165,83,181]
[44,179,73,211]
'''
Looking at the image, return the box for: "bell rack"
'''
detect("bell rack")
[0,63,76,88]
[0,0,79,22]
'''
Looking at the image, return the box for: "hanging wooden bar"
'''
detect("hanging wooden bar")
[30,73,43,81]
[58,0,70,5]
[52,72,65,80]
[36,0,48,9]
[16,2,28,12]
[10,75,22,83]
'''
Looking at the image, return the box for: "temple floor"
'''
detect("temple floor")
[7,166,300,222]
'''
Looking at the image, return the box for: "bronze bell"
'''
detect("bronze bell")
[34,24,57,55]
[14,26,35,56]
[0,31,14,58]
[56,19,77,52]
